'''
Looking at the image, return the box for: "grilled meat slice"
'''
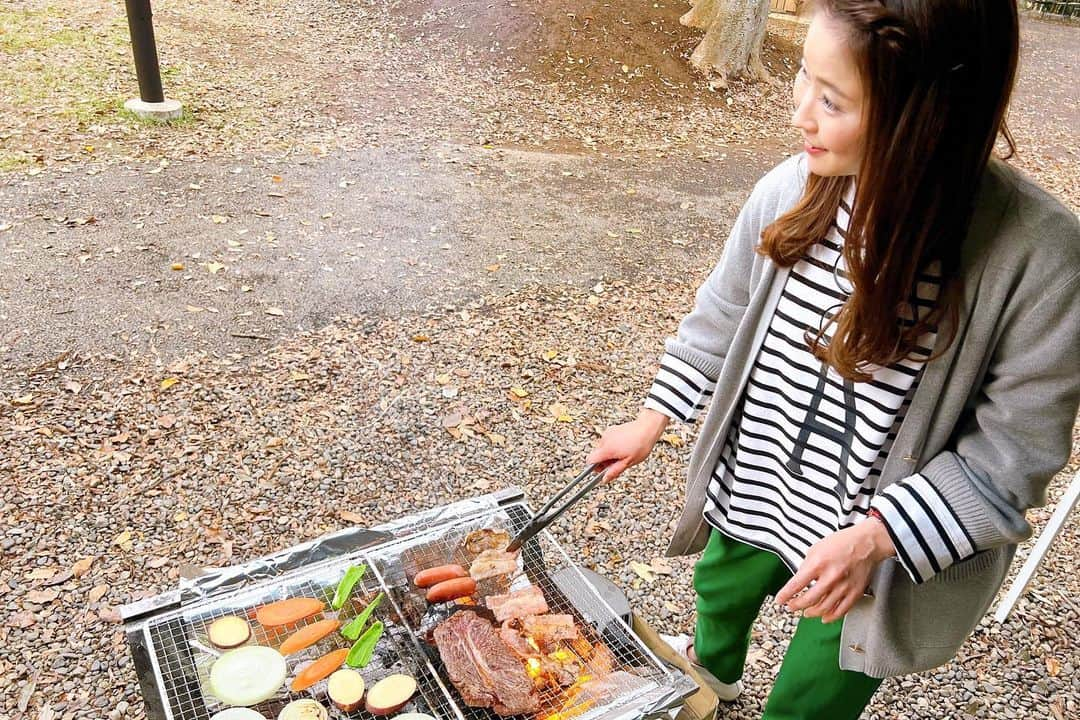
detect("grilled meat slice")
[522,613,580,648]
[469,548,520,581]
[463,529,511,559]
[486,586,549,622]
[433,610,539,716]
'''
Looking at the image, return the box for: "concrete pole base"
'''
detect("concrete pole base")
[124,97,183,121]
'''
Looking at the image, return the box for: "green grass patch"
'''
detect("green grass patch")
[0,152,33,172]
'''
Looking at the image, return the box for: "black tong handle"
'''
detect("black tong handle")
[506,462,610,552]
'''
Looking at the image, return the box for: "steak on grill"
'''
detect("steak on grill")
[433,610,540,716]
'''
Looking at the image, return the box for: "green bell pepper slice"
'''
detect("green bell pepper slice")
[345,620,384,668]
[331,564,367,611]
[340,591,383,640]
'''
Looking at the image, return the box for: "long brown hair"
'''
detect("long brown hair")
[760,0,1019,381]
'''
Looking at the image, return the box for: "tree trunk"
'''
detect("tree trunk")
[680,0,771,87]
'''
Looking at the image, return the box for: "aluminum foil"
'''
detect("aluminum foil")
[174,488,522,605]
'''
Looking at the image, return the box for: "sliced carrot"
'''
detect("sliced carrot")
[279,619,341,655]
[291,648,349,692]
[256,597,325,628]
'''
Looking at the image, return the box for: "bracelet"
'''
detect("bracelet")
[866,508,897,559]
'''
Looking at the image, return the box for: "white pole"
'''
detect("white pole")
[994,470,1080,623]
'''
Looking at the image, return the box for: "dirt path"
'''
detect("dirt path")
[0,142,785,370]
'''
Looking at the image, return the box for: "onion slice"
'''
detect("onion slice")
[277,699,328,720]
[208,646,287,707]
[211,710,266,720]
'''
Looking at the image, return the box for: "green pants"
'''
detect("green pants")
[694,531,882,720]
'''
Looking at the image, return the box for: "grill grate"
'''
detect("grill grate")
[132,498,685,720]
[143,558,441,719]
[366,503,671,720]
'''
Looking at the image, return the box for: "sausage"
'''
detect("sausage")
[414,564,468,588]
[425,577,477,603]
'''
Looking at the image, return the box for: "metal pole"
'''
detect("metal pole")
[124,0,165,103]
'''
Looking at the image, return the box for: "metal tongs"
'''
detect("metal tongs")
[506,462,611,552]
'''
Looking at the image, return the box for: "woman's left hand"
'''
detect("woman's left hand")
[775,520,896,624]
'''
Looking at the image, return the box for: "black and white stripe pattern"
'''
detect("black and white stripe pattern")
[870,474,978,583]
[688,191,968,579]
[644,353,716,423]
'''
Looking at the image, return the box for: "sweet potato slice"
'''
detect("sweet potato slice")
[279,619,340,656]
[207,616,251,649]
[365,674,417,715]
[327,669,366,712]
[256,597,325,628]
[290,648,349,692]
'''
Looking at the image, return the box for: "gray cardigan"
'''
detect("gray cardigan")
[663,153,1080,678]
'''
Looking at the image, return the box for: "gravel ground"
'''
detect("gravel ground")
[2,280,1077,720]
[2,2,1078,720]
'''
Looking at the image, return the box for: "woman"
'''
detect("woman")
[587,1,1079,718]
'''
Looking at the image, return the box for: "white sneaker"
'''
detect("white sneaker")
[659,633,743,702]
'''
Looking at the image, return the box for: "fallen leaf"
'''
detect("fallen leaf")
[548,403,573,422]
[160,377,179,390]
[170,262,185,271]
[156,414,176,429]
[12,394,34,405]
[205,262,226,274]
[435,373,452,385]
[660,433,685,447]
[630,561,657,583]
[71,556,95,578]
[17,679,34,712]
[442,412,463,429]
[42,569,74,587]
[147,557,170,568]
[485,264,501,272]
[63,380,82,394]
[97,606,122,623]
[1046,657,1062,676]
[412,333,430,342]
[510,387,529,398]
[541,350,558,362]
[26,589,60,604]
[38,702,56,720]
[6,612,35,628]
[112,530,133,552]
[27,568,57,581]
[339,509,366,524]
[265,307,284,316]
[87,584,109,603]
[211,214,228,224]
[650,557,674,575]
[186,305,204,313]
[289,371,311,381]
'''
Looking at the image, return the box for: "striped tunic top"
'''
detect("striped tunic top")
[646,193,979,584]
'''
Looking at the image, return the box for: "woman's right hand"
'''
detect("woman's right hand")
[587,408,671,481]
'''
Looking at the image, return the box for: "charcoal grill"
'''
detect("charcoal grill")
[122,488,697,720]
